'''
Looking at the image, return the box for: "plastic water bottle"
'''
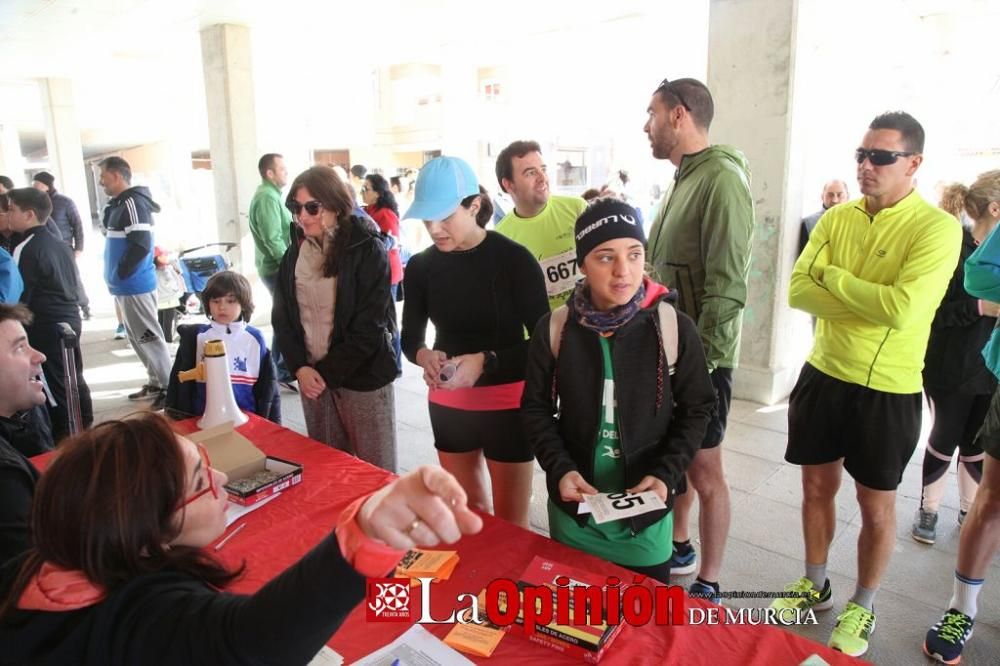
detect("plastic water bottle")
[439,361,458,383]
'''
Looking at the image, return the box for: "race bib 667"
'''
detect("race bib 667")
[538,249,581,297]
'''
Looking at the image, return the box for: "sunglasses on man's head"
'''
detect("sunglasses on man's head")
[854,148,915,167]
[655,78,691,111]
[286,200,324,216]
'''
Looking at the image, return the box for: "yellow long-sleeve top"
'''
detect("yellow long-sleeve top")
[789,190,961,394]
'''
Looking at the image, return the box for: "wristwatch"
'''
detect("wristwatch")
[482,350,499,373]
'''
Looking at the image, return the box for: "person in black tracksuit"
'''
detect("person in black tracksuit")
[522,198,716,584]
[272,167,398,471]
[31,172,90,318]
[5,188,92,442]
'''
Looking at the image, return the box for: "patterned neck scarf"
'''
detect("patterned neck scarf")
[567,281,646,335]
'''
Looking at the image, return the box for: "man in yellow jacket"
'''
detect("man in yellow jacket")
[772,111,961,658]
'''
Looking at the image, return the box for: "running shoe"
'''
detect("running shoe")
[667,545,697,576]
[128,385,164,401]
[923,609,974,664]
[828,601,876,657]
[912,509,938,544]
[770,577,833,611]
[114,324,127,340]
[688,580,721,604]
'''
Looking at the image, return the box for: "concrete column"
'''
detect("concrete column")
[707,0,808,404]
[37,79,90,215]
[199,23,258,272]
[0,124,27,185]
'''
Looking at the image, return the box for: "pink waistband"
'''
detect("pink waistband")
[429,381,525,411]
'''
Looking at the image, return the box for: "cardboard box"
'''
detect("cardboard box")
[187,421,266,482]
[497,556,625,663]
[224,456,303,506]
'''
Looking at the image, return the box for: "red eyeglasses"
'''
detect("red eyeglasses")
[177,443,218,509]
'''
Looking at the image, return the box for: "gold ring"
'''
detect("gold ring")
[406,519,421,535]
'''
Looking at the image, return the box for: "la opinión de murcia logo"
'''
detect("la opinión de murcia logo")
[366,574,821,628]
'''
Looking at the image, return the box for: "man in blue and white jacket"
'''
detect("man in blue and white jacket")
[99,156,172,407]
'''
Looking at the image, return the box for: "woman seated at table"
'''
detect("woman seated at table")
[0,414,481,665]
[521,198,716,584]
[273,166,399,472]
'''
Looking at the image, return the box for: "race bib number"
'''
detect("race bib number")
[538,249,581,297]
[578,490,667,524]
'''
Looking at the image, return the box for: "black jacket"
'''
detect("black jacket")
[48,190,85,251]
[272,216,397,392]
[923,228,999,395]
[0,406,54,458]
[2,219,62,255]
[0,432,39,567]
[0,531,365,665]
[165,324,282,424]
[14,225,81,326]
[522,294,716,533]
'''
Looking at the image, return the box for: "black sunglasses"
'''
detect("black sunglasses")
[854,148,915,167]
[286,200,324,216]
[656,78,690,111]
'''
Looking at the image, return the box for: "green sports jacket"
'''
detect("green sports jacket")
[647,145,755,371]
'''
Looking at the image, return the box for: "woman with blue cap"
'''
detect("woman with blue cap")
[401,156,548,527]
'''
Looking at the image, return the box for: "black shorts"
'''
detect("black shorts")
[974,388,1000,462]
[702,368,734,449]
[428,402,533,463]
[785,363,921,491]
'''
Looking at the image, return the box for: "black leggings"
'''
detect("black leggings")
[923,388,988,489]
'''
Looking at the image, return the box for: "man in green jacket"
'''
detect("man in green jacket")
[644,77,755,603]
[248,153,295,389]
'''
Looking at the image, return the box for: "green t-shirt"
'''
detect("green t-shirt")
[548,336,672,566]
[496,195,586,310]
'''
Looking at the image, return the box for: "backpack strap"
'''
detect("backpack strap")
[549,305,569,358]
[657,301,679,375]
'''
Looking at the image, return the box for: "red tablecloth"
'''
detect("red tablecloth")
[35,415,868,665]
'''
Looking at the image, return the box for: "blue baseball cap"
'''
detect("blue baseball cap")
[403,156,480,221]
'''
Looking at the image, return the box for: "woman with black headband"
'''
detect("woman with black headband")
[522,197,715,583]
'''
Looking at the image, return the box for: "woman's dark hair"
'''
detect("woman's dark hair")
[0,193,8,212]
[0,414,241,620]
[286,166,356,278]
[462,186,494,229]
[364,174,399,217]
[200,270,254,321]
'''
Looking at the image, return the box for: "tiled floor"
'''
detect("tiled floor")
[80,286,999,665]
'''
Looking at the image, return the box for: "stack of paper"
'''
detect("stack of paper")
[395,549,459,584]
[443,589,506,658]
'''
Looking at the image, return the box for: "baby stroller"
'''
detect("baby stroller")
[178,242,238,314]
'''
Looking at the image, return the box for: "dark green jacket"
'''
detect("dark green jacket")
[647,145,754,371]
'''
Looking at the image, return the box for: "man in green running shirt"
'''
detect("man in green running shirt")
[494,140,586,311]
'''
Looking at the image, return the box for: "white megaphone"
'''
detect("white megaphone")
[177,338,249,429]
